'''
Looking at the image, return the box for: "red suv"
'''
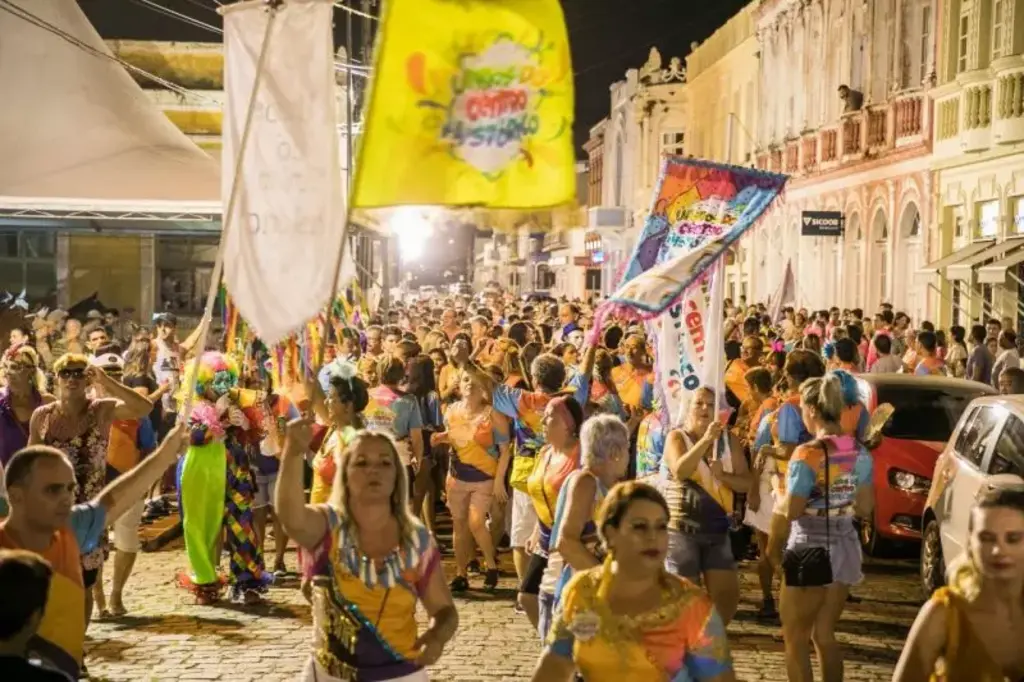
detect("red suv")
[854,374,995,555]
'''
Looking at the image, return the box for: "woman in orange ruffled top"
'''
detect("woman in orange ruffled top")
[531,481,736,682]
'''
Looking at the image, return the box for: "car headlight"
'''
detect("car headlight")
[888,468,931,494]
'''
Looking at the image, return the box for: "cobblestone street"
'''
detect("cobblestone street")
[84,537,921,682]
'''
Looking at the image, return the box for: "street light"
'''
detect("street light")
[389,207,433,262]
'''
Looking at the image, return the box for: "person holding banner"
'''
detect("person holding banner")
[661,387,751,626]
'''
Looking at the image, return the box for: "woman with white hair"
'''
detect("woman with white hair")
[536,415,631,639]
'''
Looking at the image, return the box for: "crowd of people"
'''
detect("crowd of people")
[0,291,1021,682]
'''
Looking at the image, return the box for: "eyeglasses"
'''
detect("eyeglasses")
[58,368,86,380]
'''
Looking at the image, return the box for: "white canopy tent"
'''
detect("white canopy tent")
[0,0,220,220]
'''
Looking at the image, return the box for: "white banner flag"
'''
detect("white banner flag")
[221,0,344,345]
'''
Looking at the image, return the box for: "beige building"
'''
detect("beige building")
[752,0,936,319]
[684,2,761,303]
[927,0,1024,328]
[583,50,688,296]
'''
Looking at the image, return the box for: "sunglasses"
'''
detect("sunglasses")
[58,368,87,380]
[5,362,34,373]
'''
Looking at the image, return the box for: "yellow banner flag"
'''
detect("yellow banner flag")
[352,0,575,211]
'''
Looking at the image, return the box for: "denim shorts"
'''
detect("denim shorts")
[787,516,863,586]
[666,530,736,580]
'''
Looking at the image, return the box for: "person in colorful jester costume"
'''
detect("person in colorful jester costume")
[176,351,271,605]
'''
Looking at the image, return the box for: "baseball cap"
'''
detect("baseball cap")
[153,312,178,327]
[90,352,124,372]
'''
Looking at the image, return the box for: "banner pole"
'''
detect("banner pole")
[180,3,280,420]
[312,1,361,375]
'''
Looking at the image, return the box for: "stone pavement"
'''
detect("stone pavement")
[84,538,921,682]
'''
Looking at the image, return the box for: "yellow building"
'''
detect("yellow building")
[684,2,760,302]
[107,40,225,158]
[928,0,1024,328]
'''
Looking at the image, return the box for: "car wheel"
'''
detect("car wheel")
[859,513,889,557]
[921,519,946,596]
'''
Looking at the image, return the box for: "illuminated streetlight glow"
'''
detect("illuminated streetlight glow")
[389,207,433,261]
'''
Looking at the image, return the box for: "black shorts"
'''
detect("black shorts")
[83,568,99,589]
[518,552,548,596]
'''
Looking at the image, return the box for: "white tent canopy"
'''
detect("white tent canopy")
[0,0,220,217]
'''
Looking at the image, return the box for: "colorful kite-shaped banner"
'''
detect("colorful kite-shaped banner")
[616,157,788,313]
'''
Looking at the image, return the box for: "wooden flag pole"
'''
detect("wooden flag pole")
[312,0,370,375]
[179,0,281,421]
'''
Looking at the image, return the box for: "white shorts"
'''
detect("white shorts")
[510,489,538,549]
[113,498,145,553]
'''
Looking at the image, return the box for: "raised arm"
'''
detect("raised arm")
[664,421,722,482]
[275,417,329,549]
[94,425,186,521]
[88,366,155,421]
[179,317,209,358]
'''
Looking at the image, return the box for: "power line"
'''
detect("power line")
[129,0,222,34]
[178,0,221,13]
[124,0,371,75]
[0,0,221,105]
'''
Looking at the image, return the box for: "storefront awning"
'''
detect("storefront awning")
[0,0,220,215]
[978,240,1024,284]
[948,238,1024,281]
[920,240,995,275]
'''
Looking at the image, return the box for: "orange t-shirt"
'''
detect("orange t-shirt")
[0,504,106,679]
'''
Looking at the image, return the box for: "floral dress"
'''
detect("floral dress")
[38,401,109,571]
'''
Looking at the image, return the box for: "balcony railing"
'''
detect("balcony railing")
[994,65,1024,145]
[842,115,862,155]
[964,84,993,130]
[936,96,959,140]
[801,135,817,172]
[997,69,1024,119]
[784,141,799,173]
[894,93,924,140]
[820,128,838,162]
[754,92,929,178]
[866,106,888,149]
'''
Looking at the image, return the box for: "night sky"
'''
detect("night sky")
[79,0,752,155]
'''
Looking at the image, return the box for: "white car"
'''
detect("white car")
[921,394,1024,595]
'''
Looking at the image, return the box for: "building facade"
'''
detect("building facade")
[752,0,936,320]
[584,51,688,296]
[5,39,384,324]
[685,2,761,304]
[928,0,1024,328]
